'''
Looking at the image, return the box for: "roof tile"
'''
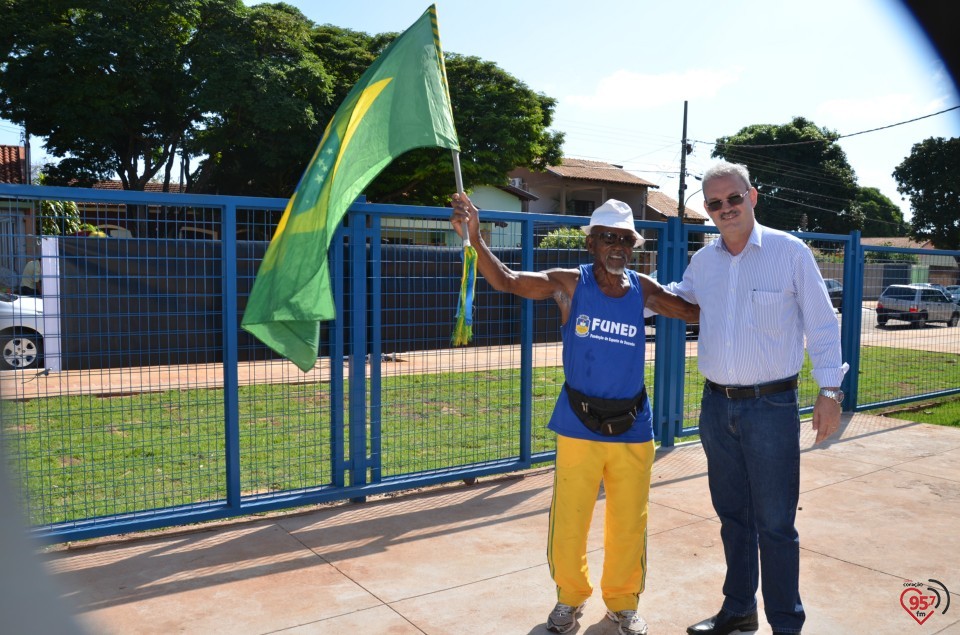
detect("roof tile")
[646,189,708,221]
[0,144,26,184]
[548,158,657,187]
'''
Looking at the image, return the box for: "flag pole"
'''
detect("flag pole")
[451,150,470,248]
[450,150,476,346]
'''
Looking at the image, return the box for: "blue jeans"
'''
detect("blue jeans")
[699,382,805,633]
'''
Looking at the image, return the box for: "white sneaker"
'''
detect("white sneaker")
[606,609,649,635]
[546,602,585,633]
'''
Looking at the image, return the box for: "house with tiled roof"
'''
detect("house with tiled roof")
[0,144,27,184]
[504,158,713,267]
[509,158,655,219]
[508,158,707,224]
[645,189,708,223]
[89,180,190,237]
[92,180,186,194]
[0,145,34,285]
[861,236,958,288]
[860,236,932,250]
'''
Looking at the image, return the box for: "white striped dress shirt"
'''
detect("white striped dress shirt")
[670,223,847,388]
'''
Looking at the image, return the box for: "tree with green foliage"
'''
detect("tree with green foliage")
[363,53,564,207]
[863,242,918,264]
[0,0,238,190]
[712,117,860,234]
[855,186,909,237]
[1,3,563,204]
[186,3,334,196]
[33,175,82,237]
[893,136,960,250]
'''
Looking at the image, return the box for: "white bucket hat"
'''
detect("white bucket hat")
[581,199,643,247]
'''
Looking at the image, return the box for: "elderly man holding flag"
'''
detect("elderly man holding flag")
[243,4,698,632]
[451,193,698,634]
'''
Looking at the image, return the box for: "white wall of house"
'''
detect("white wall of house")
[511,172,648,220]
[465,185,523,248]
[469,185,521,212]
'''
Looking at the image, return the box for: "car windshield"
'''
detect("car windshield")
[883,287,915,299]
[0,292,16,302]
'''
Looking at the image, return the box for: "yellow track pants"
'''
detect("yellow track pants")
[547,435,654,612]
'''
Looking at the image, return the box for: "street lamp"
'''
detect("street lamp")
[681,176,703,219]
[683,187,702,210]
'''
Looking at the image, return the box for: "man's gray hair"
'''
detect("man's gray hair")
[702,161,752,191]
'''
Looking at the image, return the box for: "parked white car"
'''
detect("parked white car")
[0,292,44,370]
[876,284,959,328]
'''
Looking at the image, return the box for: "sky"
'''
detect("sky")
[2,0,958,224]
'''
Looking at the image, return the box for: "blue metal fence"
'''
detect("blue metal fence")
[0,183,958,543]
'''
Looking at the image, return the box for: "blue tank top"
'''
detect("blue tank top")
[547,264,653,443]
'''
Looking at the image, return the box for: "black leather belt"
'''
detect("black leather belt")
[706,376,798,399]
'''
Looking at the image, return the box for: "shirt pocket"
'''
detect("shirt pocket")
[749,289,786,332]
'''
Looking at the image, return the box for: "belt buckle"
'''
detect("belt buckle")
[724,386,736,398]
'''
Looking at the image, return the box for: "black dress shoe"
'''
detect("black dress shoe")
[686,610,759,635]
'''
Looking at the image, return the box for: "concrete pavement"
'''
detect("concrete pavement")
[35,412,960,634]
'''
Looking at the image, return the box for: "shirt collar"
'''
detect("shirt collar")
[713,222,763,255]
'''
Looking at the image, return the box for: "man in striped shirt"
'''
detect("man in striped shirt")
[670,161,847,635]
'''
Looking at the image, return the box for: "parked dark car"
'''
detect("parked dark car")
[876,284,959,328]
[946,285,960,304]
[823,278,843,311]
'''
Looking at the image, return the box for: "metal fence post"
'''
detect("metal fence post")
[348,210,368,500]
[368,210,383,483]
[518,217,534,465]
[654,217,687,447]
[222,202,241,509]
[330,226,347,489]
[841,230,863,411]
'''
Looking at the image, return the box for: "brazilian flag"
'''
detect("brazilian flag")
[242,5,459,371]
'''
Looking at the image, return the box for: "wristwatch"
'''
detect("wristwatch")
[818,388,844,404]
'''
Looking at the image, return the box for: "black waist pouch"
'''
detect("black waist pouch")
[564,382,647,437]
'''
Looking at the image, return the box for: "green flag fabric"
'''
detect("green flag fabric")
[241,5,459,372]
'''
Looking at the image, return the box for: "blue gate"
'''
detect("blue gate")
[0,184,957,542]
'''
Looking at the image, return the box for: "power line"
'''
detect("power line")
[758,191,908,230]
[693,105,960,149]
[839,106,960,139]
[759,191,847,214]
[756,181,858,203]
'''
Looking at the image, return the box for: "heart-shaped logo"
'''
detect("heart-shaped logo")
[901,587,936,625]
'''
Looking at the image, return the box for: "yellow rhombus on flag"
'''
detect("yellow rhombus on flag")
[241,4,459,372]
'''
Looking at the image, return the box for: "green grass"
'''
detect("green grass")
[856,345,960,404]
[883,398,960,427]
[2,344,956,525]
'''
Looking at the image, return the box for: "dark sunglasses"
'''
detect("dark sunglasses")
[705,189,750,212]
[592,231,635,247]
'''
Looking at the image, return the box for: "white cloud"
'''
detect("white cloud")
[564,68,743,112]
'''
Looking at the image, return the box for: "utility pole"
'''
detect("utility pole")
[677,101,689,221]
[21,126,31,185]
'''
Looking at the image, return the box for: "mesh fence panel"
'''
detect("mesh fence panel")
[858,249,960,406]
[0,187,956,540]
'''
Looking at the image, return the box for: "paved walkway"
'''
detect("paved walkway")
[26,413,960,634]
